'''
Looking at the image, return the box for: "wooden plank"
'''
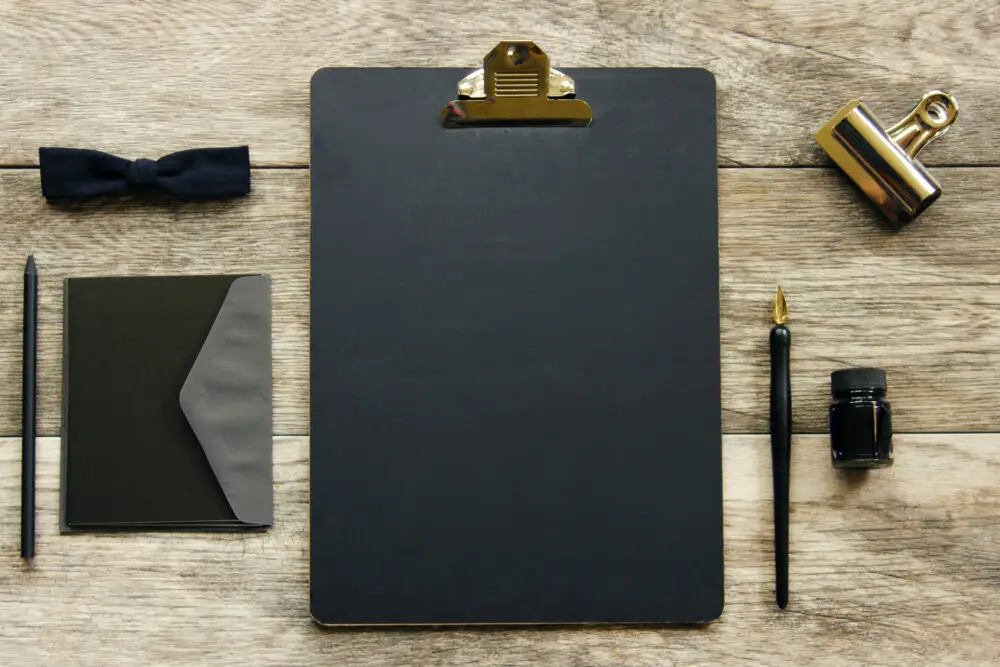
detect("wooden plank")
[1,168,999,435]
[0,0,996,167]
[0,434,996,665]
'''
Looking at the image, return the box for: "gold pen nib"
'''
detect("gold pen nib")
[773,286,788,325]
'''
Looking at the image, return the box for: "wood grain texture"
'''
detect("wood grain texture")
[2,168,1000,436]
[0,169,309,437]
[2,2,999,663]
[1,0,998,166]
[0,434,996,666]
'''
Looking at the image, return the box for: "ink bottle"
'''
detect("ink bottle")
[829,368,893,468]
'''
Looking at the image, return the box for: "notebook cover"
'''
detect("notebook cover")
[310,68,722,625]
[61,274,273,530]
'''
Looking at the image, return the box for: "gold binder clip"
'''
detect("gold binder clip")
[816,91,958,226]
[442,41,592,127]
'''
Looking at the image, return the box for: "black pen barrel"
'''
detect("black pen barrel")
[21,256,37,559]
[769,324,791,608]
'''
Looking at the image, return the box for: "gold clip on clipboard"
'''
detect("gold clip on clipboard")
[442,41,593,127]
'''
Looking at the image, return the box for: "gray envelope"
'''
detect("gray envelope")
[179,274,273,527]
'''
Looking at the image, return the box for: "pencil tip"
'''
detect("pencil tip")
[25,254,36,273]
[777,598,788,609]
[772,285,787,325]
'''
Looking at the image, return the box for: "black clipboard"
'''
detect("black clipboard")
[310,43,723,626]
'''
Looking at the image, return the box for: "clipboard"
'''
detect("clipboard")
[309,42,723,626]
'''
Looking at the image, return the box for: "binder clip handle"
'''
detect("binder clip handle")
[887,91,959,159]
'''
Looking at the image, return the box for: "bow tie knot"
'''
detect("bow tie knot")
[39,146,251,199]
[126,158,159,187]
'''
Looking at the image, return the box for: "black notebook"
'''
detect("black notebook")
[61,274,273,531]
[310,67,723,625]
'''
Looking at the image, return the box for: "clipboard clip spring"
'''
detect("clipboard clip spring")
[442,41,593,128]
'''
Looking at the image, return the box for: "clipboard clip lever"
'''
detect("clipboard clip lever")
[443,41,592,128]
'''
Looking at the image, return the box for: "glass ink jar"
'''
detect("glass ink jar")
[829,368,893,468]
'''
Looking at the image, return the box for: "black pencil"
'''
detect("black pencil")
[769,286,791,609]
[21,253,37,559]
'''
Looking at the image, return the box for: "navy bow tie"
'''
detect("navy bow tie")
[39,146,252,199]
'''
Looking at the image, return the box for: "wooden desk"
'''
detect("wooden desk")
[1,2,997,664]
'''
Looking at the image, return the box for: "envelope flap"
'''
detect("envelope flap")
[179,275,273,526]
